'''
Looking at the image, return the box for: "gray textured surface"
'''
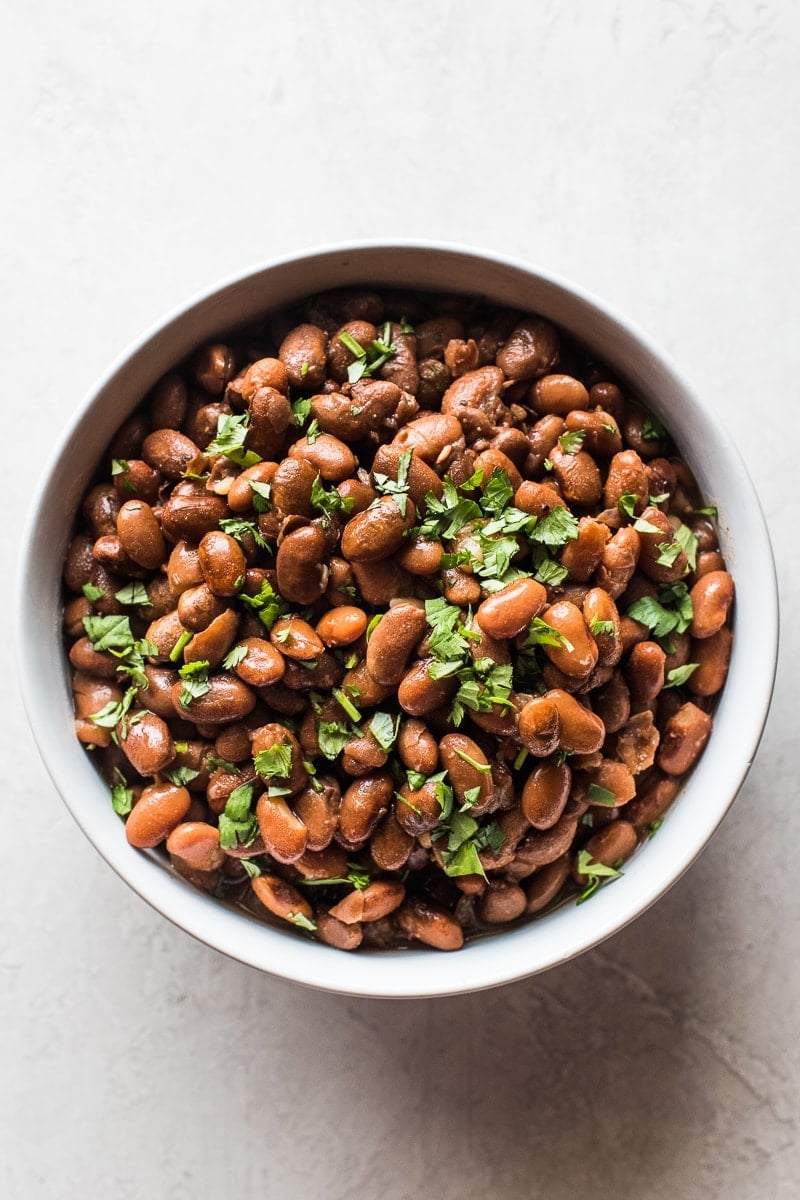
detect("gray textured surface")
[2,2,798,1197]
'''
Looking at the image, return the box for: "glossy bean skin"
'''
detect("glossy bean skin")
[256,794,308,864]
[636,506,687,583]
[184,608,239,668]
[198,531,246,597]
[577,820,638,876]
[251,874,315,925]
[656,702,713,775]
[518,690,605,756]
[171,674,256,723]
[688,626,732,696]
[338,772,394,848]
[689,571,734,639]
[476,578,546,640]
[524,854,571,914]
[116,500,166,570]
[366,602,427,685]
[398,660,457,717]
[276,525,329,604]
[396,898,464,951]
[166,822,225,872]
[625,640,667,702]
[539,601,598,678]
[119,711,175,776]
[341,496,417,563]
[232,638,286,687]
[329,880,405,925]
[439,733,494,813]
[397,718,439,777]
[521,760,571,829]
[125,783,191,849]
[531,372,588,414]
[478,882,527,925]
[316,606,367,647]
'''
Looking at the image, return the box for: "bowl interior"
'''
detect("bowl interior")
[17,243,778,997]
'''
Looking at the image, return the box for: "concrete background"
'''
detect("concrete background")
[2,2,798,1197]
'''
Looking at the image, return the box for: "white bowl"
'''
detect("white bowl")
[17,242,779,998]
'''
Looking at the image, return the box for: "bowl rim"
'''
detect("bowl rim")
[17,239,779,998]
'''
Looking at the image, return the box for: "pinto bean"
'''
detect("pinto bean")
[531,373,589,414]
[594,526,641,599]
[396,719,439,776]
[625,773,681,830]
[316,913,363,951]
[161,489,229,543]
[514,479,567,517]
[289,432,356,482]
[578,820,638,875]
[636,506,688,583]
[603,450,649,513]
[125,782,191,848]
[366,602,427,685]
[271,457,317,516]
[657,702,713,775]
[518,690,605,757]
[166,822,225,872]
[279,324,328,391]
[142,428,200,479]
[439,733,494,813]
[338,772,393,847]
[549,444,602,506]
[562,518,610,582]
[625,640,667,702]
[396,898,464,951]
[293,779,341,852]
[539,601,598,678]
[329,880,406,925]
[341,495,417,563]
[171,674,256,723]
[689,571,734,639]
[251,874,315,925]
[398,660,457,717]
[688,626,732,697]
[184,608,239,668]
[396,537,444,575]
[276,525,328,604]
[394,780,442,835]
[521,760,571,829]
[497,319,559,381]
[256,794,308,864]
[476,578,547,640]
[270,617,324,662]
[391,411,465,465]
[229,638,285,688]
[197,531,246,597]
[524,854,571,914]
[315,606,366,648]
[370,810,415,871]
[582,588,622,666]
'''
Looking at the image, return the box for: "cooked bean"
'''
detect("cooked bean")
[524,854,571,914]
[366,602,427,686]
[329,880,405,925]
[256,794,308,864]
[498,319,559,381]
[594,526,641,599]
[439,733,494,813]
[398,660,457,717]
[657,702,713,775]
[142,428,201,479]
[521,760,571,829]
[316,913,363,951]
[251,874,315,925]
[270,617,324,662]
[171,674,256,723]
[276,525,328,604]
[396,898,464,951]
[625,640,667,702]
[338,772,393,847]
[540,601,598,678]
[578,820,638,875]
[397,719,439,776]
[688,626,732,697]
[370,811,415,871]
[476,578,547,640]
[161,489,229,542]
[636,506,688,583]
[126,782,191,848]
[293,779,340,852]
[532,373,588,414]
[166,822,225,872]
[184,608,239,668]
[549,444,602,506]
[341,495,417,563]
[689,571,734,639]
[316,605,368,647]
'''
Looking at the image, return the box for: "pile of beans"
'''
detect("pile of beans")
[62,288,734,952]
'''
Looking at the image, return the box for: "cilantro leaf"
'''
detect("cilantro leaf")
[177,659,211,708]
[586,782,617,807]
[369,711,400,753]
[217,782,259,849]
[82,582,106,602]
[253,743,293,779]
[664,662,700,689]
[557,429,586,455]
[576,849,623,903]
[310,475,354,523]
[114,581,151,607]
[205,412,262,468]
[83,614,134,653]
[219,516,269,552]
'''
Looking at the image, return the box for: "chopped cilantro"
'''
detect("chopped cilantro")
[311,474,355,523]
[219,516,269,553]
[163,766,200,787]
[114,581,151,607]
[664,662,700,689]
[82,582,106,602]
[369,711,400,752]
[217,782,259,849]
[586,782,617,807]
[205,412,262,468]
[576,849,623,903]
[253,742,293,779]
[557,429,586,455]
[177,659,211,708]
[222,644,248,670]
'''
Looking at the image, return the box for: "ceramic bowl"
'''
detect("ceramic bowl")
[17,242,778,997]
